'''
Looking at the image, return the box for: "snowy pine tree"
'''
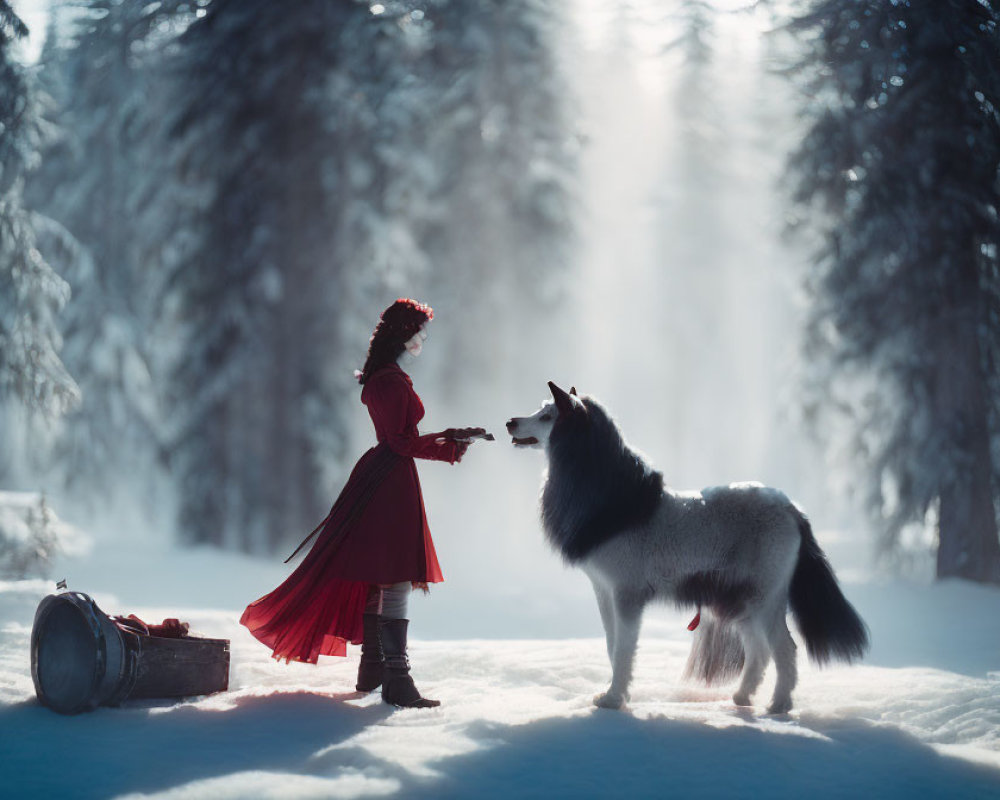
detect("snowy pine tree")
[161,0,576,552]
[165,0,362,550]
[323,0,577,397]
[24,1,195,500]
[0,2,78,427]
[788,0,1000,583]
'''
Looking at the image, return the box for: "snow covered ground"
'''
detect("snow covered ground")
[3,543,1000,800]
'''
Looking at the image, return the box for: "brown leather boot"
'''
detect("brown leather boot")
[355,613,383,692]
[378,618,440,708]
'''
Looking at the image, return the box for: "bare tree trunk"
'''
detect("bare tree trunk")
[935,305,1000,584]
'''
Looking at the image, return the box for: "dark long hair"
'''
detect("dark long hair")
[357,298,433,385]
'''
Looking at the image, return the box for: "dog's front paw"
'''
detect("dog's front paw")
[767,697,793,715]
[593,691,626,710]
[732,692,752,707]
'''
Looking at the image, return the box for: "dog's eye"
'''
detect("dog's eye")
[540,414,552,422]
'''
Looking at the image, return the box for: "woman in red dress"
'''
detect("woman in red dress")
[240,298,483,708]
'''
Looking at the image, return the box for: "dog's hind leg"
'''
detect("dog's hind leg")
[591,579,616,661]
[732,619,770,708]
[594,589,644,710]
[766,613,797,715]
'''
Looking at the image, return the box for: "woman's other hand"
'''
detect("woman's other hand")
[442,427,488,441]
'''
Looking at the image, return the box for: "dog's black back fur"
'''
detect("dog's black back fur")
[541,397,663,563]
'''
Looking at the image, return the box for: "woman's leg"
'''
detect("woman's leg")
[378,582,410,620]
[378,582,438,708]
[357,585,385,692]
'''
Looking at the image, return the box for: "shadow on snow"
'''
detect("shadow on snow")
[4,691,1000,799]
[2,690,391,799]
[400,710,1000,800]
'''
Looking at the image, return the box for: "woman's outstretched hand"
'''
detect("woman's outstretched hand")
[437,427,493,463]
[441,427,493,442]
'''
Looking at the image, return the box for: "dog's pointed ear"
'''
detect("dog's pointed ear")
[549,381,574,416]
[570,386,578,396]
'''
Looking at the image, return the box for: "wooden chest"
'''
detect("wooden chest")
[31,591,230,715]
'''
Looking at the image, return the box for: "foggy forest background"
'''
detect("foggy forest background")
[2,0,1000,589]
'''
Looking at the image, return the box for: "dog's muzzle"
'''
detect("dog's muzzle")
[507,418,538,447]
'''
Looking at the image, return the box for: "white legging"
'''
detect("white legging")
[365,582,410,620]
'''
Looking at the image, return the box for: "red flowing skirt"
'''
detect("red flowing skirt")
[240,443,443,663]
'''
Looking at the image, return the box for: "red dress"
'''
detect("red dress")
[240,364,458,663]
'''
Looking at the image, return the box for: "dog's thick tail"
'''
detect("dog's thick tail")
[682,615,745,685]
[789,509,869,664]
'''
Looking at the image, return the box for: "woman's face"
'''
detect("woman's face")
[404,323,428,357]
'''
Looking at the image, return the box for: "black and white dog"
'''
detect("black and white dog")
[507,382,868,714]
